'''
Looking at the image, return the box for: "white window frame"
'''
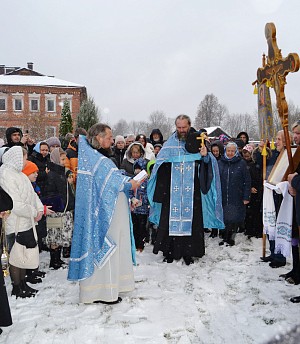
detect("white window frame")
[29,93,40,112]
[13,94,24,112]
[0,96,7,112]
[0,92,7,112]
[45,95,56,113]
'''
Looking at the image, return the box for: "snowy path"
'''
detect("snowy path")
[1,234,299,344]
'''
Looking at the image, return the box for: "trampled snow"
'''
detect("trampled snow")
[1,234,299,344]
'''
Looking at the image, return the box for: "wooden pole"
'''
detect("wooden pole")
[262,143,268,257]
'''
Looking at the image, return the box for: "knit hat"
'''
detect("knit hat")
[243,144,254,154]
[115,135,125,144]
[22,161,39,176]
[46,136,61,148]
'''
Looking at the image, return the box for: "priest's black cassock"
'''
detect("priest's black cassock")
[152,159,212,261]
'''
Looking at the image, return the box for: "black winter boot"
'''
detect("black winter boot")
[25,274,42,284]
[227,224,237,246]
[210,229,218,238]
[150,224,158,245]
[63,246,71,258]
[11,284,34,299]
[21,280,38,295]
[58,247,67,265]
[50,248,63,270]
[219,226,231,245]
[285,245,300,284]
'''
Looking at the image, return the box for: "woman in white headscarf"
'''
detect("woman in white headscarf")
[0,146,44,298]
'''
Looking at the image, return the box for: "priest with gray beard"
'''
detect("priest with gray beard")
[147,115,224,265]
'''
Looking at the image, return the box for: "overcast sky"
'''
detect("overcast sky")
[2,0,300,125]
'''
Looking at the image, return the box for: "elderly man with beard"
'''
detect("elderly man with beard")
[148,115,224,265]
[68,123,141,304]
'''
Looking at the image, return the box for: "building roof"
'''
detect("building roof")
[5,67,44,76]
[204,126,231,138]
[0,75,84,88]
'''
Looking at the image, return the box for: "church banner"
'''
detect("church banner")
[257,83,274,140]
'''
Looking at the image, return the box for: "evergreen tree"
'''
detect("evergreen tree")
[59,101,73,138]
[77,96,99,131]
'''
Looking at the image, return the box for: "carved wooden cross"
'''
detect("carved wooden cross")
[257,23,299,170]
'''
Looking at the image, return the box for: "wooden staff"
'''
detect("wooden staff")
[257,23,299,257]
[261,142,268,257]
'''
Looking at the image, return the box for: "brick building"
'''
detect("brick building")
[0,62,87,141]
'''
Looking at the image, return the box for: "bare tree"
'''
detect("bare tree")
[195,94,228,128]
[223,113,258,140]
[265,100,300,136]
[147,110,174,139]
[129,121,148,136]
[112,119,129,136]
[23,113,53,141]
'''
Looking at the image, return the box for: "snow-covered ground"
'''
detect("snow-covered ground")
[1,233,299,344]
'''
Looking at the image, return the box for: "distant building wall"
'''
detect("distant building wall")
[0,84,86,140]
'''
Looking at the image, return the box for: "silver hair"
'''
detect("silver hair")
[175,114,191,126]
[226,141,237,149]
[292,120,300,131]
[126,134,136,140]
[87,123,111,149]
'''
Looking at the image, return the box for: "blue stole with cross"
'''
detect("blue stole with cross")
[148,132,224,235]
[170,161,195,235]
[68,136,136,282]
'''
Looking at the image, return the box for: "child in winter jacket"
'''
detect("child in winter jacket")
[130,158,149,252]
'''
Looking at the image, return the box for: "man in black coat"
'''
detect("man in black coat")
[3,127,35,155]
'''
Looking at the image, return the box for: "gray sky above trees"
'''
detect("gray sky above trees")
[2,0,300,125]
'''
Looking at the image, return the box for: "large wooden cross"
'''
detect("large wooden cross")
[257,22,299,171]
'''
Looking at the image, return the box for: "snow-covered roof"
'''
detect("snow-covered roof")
[0,75,84,88]
[204,126,220,135]
[204,126,231,138]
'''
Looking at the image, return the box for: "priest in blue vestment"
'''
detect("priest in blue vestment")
[68,124,140,304]
[148,115,224,265]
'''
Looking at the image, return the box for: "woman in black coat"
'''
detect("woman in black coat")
[44,148,75,268]
[0,187,13,334]
[112,135,126,169]
[243,145,263,239]
[28,141,50,196]
[218,142,251,246]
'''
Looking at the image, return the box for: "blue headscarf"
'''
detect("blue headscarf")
[33,141,41,153]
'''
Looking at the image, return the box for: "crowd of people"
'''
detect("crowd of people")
[0,116,300,334]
